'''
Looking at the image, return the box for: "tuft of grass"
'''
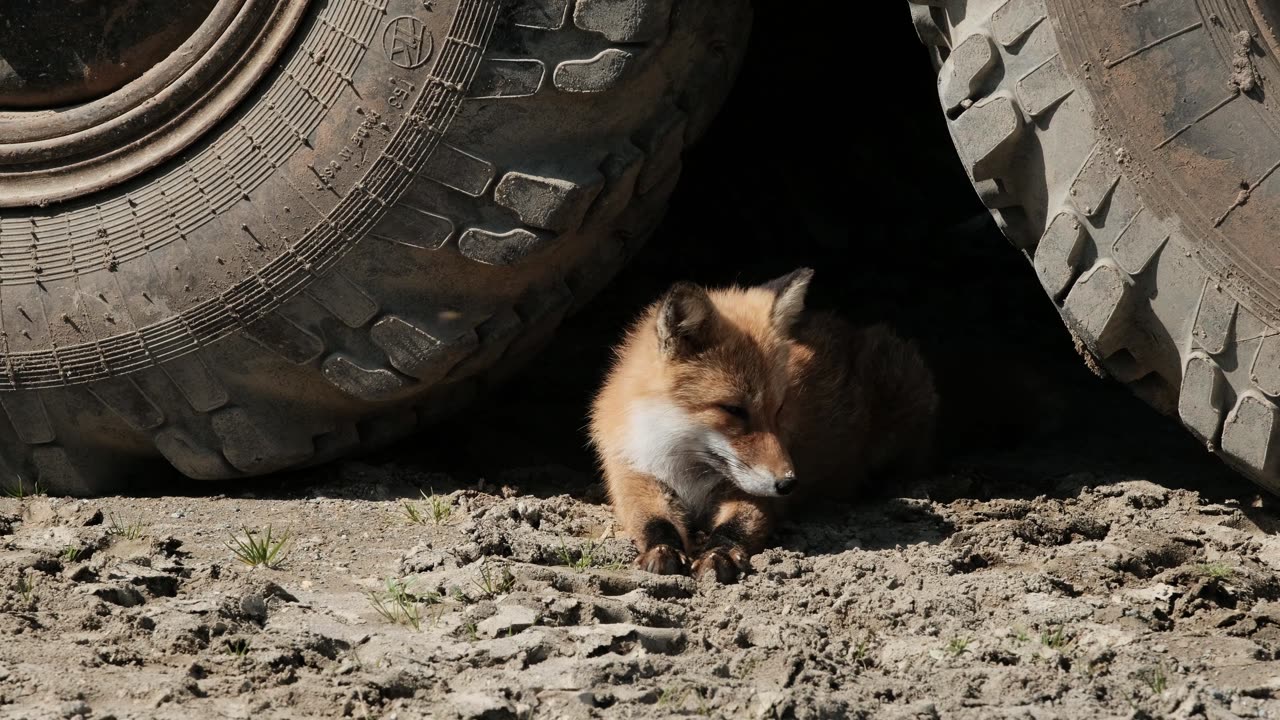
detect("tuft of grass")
[401,497,427,525]
[401,500,426,525]
[1197,562,1234,581]
[464,621,479,641]
[426,490,452,524]
[1012,626,1030,643]
[1138,662,1169,694]
[556,538,623,572]
[225,638,251,657]
[60,546,83,563]
[367,578,440,630]
[946,636,971,657]
[15,571,37,606]
[472,560,515,599]
[852,631,876,670]
[402,489,451,526]
[3,477,44,499]
[106,512,149,540]
[226,526,290,568]
[1040,625,1068,649]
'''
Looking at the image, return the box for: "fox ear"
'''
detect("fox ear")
[657,282,717,357]
[763,267,814,333]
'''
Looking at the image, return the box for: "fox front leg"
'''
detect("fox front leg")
[693,497,771,583]
[636,516,691,575]
[604,460,693,574]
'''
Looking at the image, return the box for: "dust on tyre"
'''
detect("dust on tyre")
[911,0,1280,494]
[0,0,751,494]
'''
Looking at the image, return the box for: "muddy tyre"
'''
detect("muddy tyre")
[0,0,750,495]
[909,0,1280,495]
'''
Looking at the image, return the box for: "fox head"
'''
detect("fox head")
[623,268,814,501]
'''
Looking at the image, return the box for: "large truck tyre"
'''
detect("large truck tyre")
[0,0,751,494]
[912,0,1280,495]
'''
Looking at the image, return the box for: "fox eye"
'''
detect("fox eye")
[718,404,749,421]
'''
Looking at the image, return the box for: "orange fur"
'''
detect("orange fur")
[590,269,938,582]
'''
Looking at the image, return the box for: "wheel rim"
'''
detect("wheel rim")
[0,0,220,110]
[0,0,311,208]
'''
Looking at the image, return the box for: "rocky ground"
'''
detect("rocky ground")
[6,6,1280,717]
[3,395,1280,720]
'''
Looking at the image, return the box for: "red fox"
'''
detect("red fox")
[589,269,938,582]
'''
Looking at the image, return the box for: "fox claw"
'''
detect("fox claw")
[693,546,751,584]
[636,544,689,575]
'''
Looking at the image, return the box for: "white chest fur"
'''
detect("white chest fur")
[621,400,723,515]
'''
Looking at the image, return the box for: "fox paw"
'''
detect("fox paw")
[636,544,689,575]
[693,546,751,584]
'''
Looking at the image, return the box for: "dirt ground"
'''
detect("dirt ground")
[4,370,1280,720]
[6,6,1280,719]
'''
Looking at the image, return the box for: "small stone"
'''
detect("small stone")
[742,623,784,649]
[60,700,91,718]
[106,563,179,597]
[477,605,539,639]
[449,693,516,720]
[754,692,787,719]
[238,594,268,621]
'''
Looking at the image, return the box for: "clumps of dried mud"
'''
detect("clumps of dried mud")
[2,459,1280,719]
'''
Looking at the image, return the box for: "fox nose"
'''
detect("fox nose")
[774,472,797,496]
